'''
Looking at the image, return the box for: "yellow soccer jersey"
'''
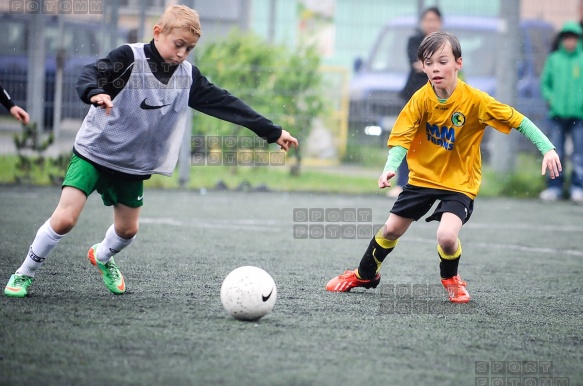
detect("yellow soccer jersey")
[388,80,524,199]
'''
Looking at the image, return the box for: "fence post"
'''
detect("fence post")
[179,110,192,188]
[178,0,196,188]
[489,0,521,173]
[27,13,46,132]
[53,15,65,139]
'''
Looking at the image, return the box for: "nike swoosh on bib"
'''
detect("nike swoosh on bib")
[140,98,170,110]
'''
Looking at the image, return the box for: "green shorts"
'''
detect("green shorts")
[62,155,144,208]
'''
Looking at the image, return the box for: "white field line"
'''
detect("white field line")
[464,222,583,232]
[139,217,283,232]
[139,218,583,256]
[406,236,583,257]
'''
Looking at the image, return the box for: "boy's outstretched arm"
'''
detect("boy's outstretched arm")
[76,45,133,105]
[378,170,397,189]
[378,146,407,188]
[89,94,114,115]
[0,84,30,124]
[541,149,561,179]
[276,130,298,152]
[9,106,30,124]
[516,117,562,178]
[189,67,290,144]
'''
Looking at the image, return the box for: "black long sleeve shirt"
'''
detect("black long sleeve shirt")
[0,83,15,111]
[76,40,282,143]
[399,32,427,101]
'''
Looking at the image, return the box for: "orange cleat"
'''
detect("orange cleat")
[441,274,470,303]
[326,269,381,292]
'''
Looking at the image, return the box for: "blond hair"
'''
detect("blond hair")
[157,5,202,37]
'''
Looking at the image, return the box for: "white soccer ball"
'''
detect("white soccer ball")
[220,266,277,321]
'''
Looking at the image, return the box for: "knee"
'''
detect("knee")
[436,231,458,254]
[50,212,78,234]
[381,223,403,240]
[116,224,138,240]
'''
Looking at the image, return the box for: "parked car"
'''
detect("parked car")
[0,14,132,129]
[349,16,555,148]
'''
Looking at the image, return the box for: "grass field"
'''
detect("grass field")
[1,186,582,386]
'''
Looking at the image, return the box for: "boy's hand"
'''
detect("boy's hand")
[542,149,562,179]
[378,170,396,189]
[10,106,30,125]
[276,129,299,151]
[90,94,113,115]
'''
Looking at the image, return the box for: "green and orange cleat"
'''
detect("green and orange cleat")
[441,274,470,303]
[4,274,34,298]
[326,269,381,292]
[87,244,126,294]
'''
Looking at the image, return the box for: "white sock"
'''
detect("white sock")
[96,224,135,264]
[16,219,65,277]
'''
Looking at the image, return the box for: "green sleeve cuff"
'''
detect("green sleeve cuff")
[383,145,408,173]
[516,118,555,155]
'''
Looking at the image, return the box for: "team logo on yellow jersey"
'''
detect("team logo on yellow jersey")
[426,123,455,150]
[451,112,466,127]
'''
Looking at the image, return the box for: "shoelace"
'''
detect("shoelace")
[104,262,120,280]
[444,278,467,297]
[444,276,466,286]
[14,276,30,286]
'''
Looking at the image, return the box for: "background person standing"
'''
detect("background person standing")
[539,21,583,203]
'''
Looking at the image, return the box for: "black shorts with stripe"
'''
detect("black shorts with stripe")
[390,184,474,224]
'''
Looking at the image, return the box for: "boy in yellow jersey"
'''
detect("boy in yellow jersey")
[326,32,562,303]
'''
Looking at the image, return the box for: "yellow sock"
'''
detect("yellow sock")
[437,239,462,260]
[357,229,399,280]
[375,229,398,249]
[374,230,398,273]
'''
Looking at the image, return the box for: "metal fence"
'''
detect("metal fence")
[0,65,90,128]
[0,0,578,164]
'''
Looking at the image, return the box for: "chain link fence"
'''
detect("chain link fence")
[0,0,579,164]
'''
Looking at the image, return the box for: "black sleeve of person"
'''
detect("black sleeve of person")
[76,45,134,105]
[0,82,15,111]
[407,34,423,64]
[400,34,427,101]
[188,66,282,144]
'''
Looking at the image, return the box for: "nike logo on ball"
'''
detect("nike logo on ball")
[140,98,170,110]
[262,288,273,302]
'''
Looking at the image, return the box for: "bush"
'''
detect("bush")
[193,30,328,174]
[480,153,546,197]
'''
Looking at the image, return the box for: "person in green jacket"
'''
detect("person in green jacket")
[540,21,583,203]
